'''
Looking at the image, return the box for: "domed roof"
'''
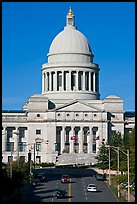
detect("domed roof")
[49,26,92,55]
[48,7,92,56]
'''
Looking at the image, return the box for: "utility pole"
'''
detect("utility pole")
[109,146,111,185]
[127,149,130,202]
[119,148,130,202]
[117,147,120,198]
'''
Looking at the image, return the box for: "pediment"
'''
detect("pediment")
[54,100,102,112]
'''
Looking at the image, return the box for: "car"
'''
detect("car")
[61,174,71,183]
[32,179,42,186]
[87,184,97,192]
[34,173,45,182]
[95,173,106,181]
[56,189,67,199]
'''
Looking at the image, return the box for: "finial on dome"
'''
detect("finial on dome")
[68,6,74,16]
[66,6,75,26]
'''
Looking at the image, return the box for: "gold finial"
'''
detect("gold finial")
[68,6,74,16]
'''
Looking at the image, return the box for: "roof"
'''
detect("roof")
[124,111,135,117]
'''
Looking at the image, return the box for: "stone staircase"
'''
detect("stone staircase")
[56,153,97,166]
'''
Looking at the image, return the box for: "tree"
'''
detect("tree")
[95,142,109,171]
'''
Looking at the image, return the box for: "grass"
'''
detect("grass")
[108,183,127,202]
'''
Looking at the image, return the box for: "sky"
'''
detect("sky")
[2,2,135,111]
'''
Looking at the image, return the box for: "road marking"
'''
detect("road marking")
[68,182,72,202]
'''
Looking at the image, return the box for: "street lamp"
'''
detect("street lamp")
[107,145,120,198]
[120,149,130,202]
[108,146,111,185]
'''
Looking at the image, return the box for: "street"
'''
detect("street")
[23,168,117,202]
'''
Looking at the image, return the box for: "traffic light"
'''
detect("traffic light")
[28,150,31,162]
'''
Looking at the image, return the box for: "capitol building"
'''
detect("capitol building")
[2,7,135,165]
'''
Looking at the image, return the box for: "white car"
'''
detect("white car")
[87,184,97,192]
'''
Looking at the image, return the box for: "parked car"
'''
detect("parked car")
[34,173,45,182]
[87,184,97,192]
[32,179,42,186]
[56,189,67,199]
[61,174,71,183]
[95,173,106,181]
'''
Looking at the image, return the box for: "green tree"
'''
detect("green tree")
[95,142,109,171]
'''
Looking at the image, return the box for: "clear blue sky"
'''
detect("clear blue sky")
[2,2,135,111]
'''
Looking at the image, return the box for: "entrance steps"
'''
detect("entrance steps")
[56,153,97,166]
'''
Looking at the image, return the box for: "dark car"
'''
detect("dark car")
[32,179,42,186]
[95,173,106,181]
[56,189,67,199]
[34,173,45,182]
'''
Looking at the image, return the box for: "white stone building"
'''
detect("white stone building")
[2,7,135,165]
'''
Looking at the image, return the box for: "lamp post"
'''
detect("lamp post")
[107,145,120,198]
[120,149,130,202]
[117,147,120,198]
[108,146,111,185]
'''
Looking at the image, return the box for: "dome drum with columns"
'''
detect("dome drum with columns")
[42,7,99,100]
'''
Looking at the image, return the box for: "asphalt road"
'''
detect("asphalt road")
[25,168,117,202]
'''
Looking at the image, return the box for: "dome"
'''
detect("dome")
[47,7,94,64]
[48,26,92,55]
[41,7,100,101]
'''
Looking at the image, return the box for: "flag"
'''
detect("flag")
[95,136,100,140]
[70,136,77,140]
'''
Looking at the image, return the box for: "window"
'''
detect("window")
[36,130,41,135]
[36,142,41,151]
[6,142,14,152]
[19,142,26,152]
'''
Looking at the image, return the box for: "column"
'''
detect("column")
[76,71,79,91]
[96,129,100,153]
[13,127,19,158]
[47,72,49,91]
[93,72,96,92]
[87,127,93,153]
[62,71,64,91]
[69,126,74,153]
[78,127,83,153]
[87,128,90,153]
[2,127,7,162]
[45,72,47,92]
[61,126,65,153]
[89,72,91,91]
[90,127,93,153]
[83,71,85,91]
[2,126,6,152]
[49,72,52,91]
[42,73,45,93]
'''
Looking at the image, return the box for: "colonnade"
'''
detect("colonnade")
[42,70,99,93]
[56,126,100,154]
